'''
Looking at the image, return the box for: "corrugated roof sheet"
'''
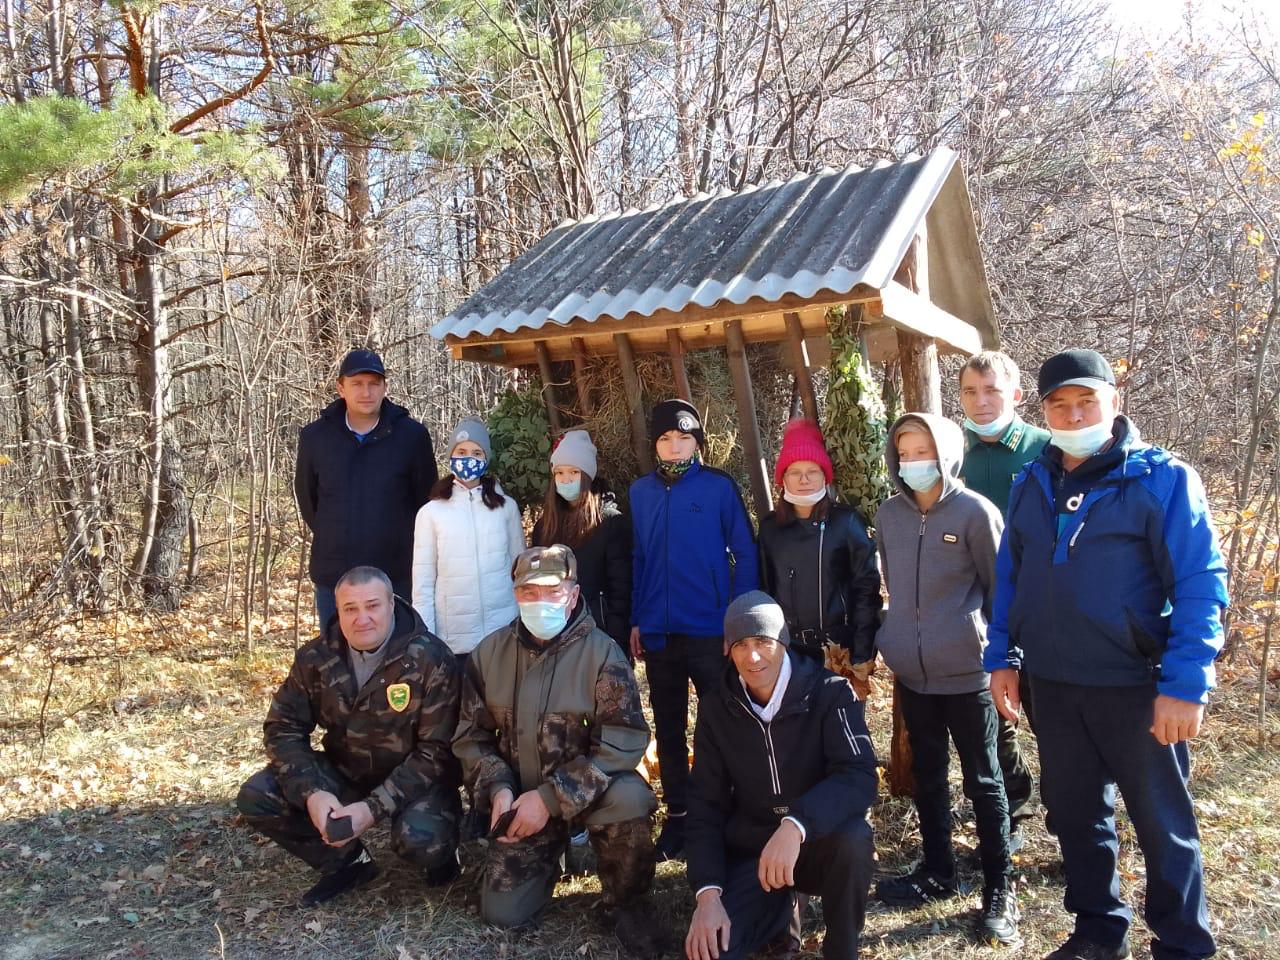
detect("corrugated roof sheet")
[431,146,961,342]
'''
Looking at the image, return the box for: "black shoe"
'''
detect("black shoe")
[1007,825,1025,855]
[610,902,671,959]
[564,829,596,876]
[301,849,378,906]
[979,885,1020,945]
[875,866,957,907]
[424,855,460,887]
[1043,934,1132,960]
[655,812,685,861]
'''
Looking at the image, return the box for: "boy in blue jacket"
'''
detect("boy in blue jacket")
[986,350,1228,960]
[629,399,758,860]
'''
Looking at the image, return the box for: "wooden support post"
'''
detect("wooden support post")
[613,333,652,473]
[724,319,772,516]
[667,329,693,401]
[897,331,941,413]
[534,341,563,431]
[570,337,593,417]
[784,312,819,422]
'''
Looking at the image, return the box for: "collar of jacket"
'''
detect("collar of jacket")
[321,397,407,439]
[515,597,596,657]
[1026,415,1170,503]
[964,413,1029,452]
[722,649,819,721]
[320,596,425,665]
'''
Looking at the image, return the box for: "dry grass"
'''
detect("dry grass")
[1,579,1278,960]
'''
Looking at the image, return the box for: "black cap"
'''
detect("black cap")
[339,349,386,379]
[649,398,705,446]
[1037,349,1115,400]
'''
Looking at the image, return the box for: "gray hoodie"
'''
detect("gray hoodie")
[873,413,1004,695]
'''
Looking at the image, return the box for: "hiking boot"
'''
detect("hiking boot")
[424,855,460,887]
[875,866,957,907]
[609,902,671,959]
[300,848,378,906]
[655,811,686,861]
[1043,934,1132,960]
[979,884,1021,945]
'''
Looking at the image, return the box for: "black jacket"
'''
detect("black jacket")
[685,651,878,893]
[532,493,632,648]
[294,398,437,591]
[757,503,881,661]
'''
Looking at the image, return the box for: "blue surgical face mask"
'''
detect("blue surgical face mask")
[899,459,942,492]
[963,407,1015,439]
[450,456,487,481]
[1050,420,1114,459]
[518,599,570,640]
[555,478,582,502]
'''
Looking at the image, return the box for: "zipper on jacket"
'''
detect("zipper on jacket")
[664,485,672,633]
[750,712,783,795]
[467,487,487,633]
[817,521,826,631]
[914,513,928,686]
[788,568,798,625]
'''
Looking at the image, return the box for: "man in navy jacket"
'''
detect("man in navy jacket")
[684,592,875,960]
[295,350,438,627]
[986,350,1228,960]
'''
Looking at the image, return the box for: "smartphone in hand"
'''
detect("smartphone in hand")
[326,813,354,842]
[488,808,517,841]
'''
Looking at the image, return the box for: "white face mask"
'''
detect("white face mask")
[963,407,1015,439]
[899,459,942,492]
[1051,420,1114,459]
[782,487,827,506]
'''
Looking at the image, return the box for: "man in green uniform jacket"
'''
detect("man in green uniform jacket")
[236,566,462,906]
[957,351,1050,846]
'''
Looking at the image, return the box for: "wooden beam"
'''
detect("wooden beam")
[570,337,592,417]
[444,283,882,350]
[667,329,692,401]
[897,331,941,413]
[875,281,982,356]
[613,333,652,474]
[725,319,772,517]
[534,341,563,431]
[784,311,819,422]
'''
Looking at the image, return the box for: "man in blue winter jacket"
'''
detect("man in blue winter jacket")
[986,349,1228,960]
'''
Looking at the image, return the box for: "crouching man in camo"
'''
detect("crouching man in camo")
[453,544,665,955]
[236,565,462,906]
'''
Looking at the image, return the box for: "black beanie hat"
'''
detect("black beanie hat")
[649,399,706,447]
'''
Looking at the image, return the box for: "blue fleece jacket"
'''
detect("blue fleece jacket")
[629,460,759,648]
[983,418,1228,704]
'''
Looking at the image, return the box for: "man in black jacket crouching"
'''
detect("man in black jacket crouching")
[684,591,877,960]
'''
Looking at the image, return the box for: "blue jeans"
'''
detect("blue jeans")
[314,584,337,633]
[1031,676,1214,958]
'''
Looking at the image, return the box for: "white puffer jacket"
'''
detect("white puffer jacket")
[411,481,526,655]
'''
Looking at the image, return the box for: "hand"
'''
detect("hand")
[490,787,514,834]
[1151,694,1205,745]
[630,626,644,661]
[990,668,1021,724]
[305,790,342,839]
[757,820,801,892]
[685,889,731,960]
[326,800,375,847]
[497,789,551,844]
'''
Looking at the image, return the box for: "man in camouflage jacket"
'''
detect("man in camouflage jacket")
[237,566,461,906]
[453,545,664,953]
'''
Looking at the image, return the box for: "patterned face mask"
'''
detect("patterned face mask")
[450,456,488,481]
[657,455,697,480]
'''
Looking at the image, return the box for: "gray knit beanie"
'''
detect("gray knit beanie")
[724,590,791,647]
[550,429,598,480]
[448,416,492,461]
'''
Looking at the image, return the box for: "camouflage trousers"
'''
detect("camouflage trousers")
[236,763,460,875]
[481,771,657,928]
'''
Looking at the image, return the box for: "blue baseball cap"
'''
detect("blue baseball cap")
[338,349,386,379]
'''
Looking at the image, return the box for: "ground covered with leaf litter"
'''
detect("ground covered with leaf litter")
[2,590,1278,960]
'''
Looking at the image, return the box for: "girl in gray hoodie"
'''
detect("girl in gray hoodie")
[872,413,1018,945]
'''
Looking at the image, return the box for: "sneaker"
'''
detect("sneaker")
[979,885,1021,945]
[875,866,957,907]
[1043,934,1132,960]
[655,812,686,861]
[300,849,378,906]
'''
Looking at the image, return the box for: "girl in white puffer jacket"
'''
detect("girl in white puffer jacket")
[411,416,525,657]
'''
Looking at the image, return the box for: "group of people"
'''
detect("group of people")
[236,344,1227,960]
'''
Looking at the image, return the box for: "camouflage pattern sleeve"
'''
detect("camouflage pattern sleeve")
[366,638,463,823]
[452,651,518,807]
[544,647,650,820]
[263,649,329,809]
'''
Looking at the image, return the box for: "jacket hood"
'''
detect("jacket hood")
[320,397,409,428]
[323,595,427,658]
[885,412,966,501]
